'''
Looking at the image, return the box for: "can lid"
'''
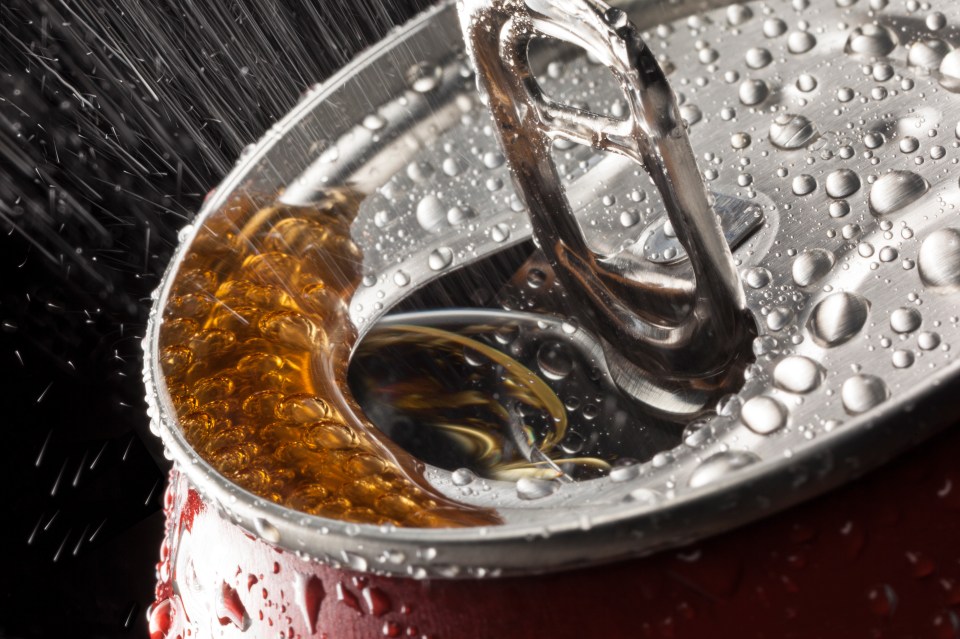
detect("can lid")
[145,0,960,577]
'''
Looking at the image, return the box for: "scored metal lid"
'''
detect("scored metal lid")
[144,0,960,578]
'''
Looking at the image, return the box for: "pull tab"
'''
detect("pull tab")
[457,0,752,382]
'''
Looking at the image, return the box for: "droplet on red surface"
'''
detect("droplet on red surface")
[336,581,362,614]
[382,621,401,637]
[294,573,326,634]
[867,584,898,617]
[148,596,185,639]
[362,586,391,616]
[216,581,250,630]
[906,551,936,579]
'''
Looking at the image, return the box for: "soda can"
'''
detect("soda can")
[143,0,960,636]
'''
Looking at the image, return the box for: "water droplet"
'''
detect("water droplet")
[807,292,870,347]
[427,247,454,271]
[918,228,960,289]
[619,210,640,227]
[825,169,862,199]
[767,307,794,331]
[792,249,836,287]
[689,451,761,488]
[907,39,951,71]
[482,151,504,169]
[491,223,511,243]
[743,267,772,289]
[609,463,640,482]
[727,4,753,26]
[393,270,410,287]
[516,477,558,500]
[788,31,817,54]
[829,200,851,218]
[770,114,819,150]
[739,79,770,106]
[892,349,915,368]
[741,396,788,434]
[452,468,477,486]
[406,62,442,93]
[731,132,752,149]
[625,488,660,506]
[869,171,929,216]
[363,114,386,131]
[254,517,280,543]
[889,307,922,333]
[797,74,818,92]
[845,24,898,56]
[362,586,391,616]
[940,51,960,91]
[447,205,475,225]
[918,331,941,350]
[416,194,446,231]
[841,375,889,415]
[442,157,463,177]
[294,574,325,634]
[763,18,787,38]
[745,48,773,69]
[773,355,824,393]
[899,137,920,153]
[216,582,250,630]
[537,341,574,380]
[792,174,818,196]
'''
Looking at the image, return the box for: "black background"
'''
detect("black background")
[0,0,427,636]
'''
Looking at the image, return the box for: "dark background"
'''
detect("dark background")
[0,0,426,636]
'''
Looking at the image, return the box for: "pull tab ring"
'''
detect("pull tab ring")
[458,0,751,381]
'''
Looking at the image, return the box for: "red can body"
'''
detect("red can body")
[150,425,960,639]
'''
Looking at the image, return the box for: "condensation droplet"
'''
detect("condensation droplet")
[689,451,761,488]
[889,307,922,333]
[770,114,819,150]
[427,247,454,271]
[825,169,862,199]
[845,24,898,56]
[841,375,890,415]
[516,477,558,500]
[869,171,929,216]
[918,228,960,289]
[792,249,835,287]
[807,292,870,347]
[773,356,824,393]
[741,396,788,434]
